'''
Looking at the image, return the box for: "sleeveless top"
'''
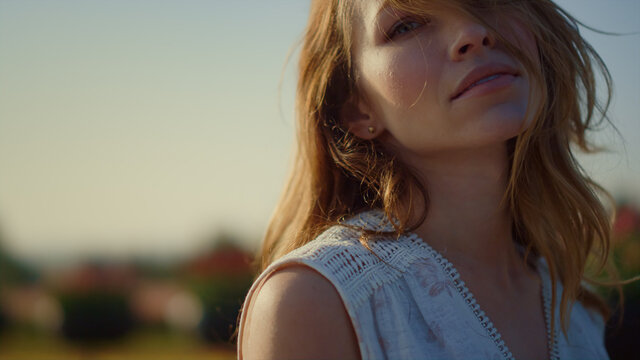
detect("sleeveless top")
[237,210,609,359]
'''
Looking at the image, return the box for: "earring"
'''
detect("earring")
[367,126,375,134]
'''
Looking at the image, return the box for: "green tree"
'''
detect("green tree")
[0,231,38,286]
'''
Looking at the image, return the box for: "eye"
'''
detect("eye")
[386,17,428,40]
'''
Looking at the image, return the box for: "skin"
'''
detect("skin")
[240,266,361,359]
[242,1,548,359]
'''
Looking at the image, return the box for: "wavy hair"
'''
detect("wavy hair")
[259,0,620,334]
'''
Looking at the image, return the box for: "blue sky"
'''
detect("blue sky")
[0,0,637,263]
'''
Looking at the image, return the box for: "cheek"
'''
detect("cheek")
[497,19,541,128]
[521,76,543,130]
[502,19,539,63]
[358,47,432,110]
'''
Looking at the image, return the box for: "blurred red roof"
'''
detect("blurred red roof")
[182,246,253,277]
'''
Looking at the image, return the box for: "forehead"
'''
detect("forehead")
[354,0,419,31]
[356,0,387,24]
[356,0,451,22]
[350,0,383,41]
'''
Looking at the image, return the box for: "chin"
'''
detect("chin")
[472,104,530,142]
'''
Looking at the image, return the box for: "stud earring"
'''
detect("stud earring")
[367,126,375,134]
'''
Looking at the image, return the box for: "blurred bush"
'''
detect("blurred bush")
[194,274,252,343]
[0,297,6,335]
[603,203,640,360]
[611,204,640,297]
[0,228,39,337]
[58,291,134,344]
[180,238,254,344]
[50,262,137,346]
[0,230,38,286]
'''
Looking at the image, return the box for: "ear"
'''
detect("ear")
[340,96,384,140]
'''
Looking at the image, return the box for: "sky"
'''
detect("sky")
[0,0,638,265]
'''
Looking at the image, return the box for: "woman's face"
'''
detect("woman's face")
[349,1,539,159]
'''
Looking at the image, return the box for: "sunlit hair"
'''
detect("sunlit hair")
[259,0,621,335]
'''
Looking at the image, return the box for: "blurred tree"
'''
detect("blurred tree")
[0,225,38,335]
[0,305,5,335]
[195,273,253,344]
[0,227,5,334]
[603,202,640,360]
[182,233,254,344]
[130,257,175,280]
[0,227,38,285]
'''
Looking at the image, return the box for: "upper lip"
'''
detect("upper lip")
[451,63,519,100]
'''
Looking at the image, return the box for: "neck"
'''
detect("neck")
[402,143,528,287]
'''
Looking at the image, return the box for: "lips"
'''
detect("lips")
[451,64,519,100]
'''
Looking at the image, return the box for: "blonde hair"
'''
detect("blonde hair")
[260,0,620,334]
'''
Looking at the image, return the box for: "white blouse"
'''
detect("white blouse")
[238,209,609,359]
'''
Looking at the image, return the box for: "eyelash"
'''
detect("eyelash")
[386,17,429,40]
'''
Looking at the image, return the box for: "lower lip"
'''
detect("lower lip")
[453,74,518,101]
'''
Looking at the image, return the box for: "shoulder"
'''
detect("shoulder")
[240,265,360,359]
[239,211,430,358]
[267,213,430,306]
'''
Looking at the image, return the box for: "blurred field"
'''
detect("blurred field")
[0,327,236,360]
[0,239,249,360]
[1,205,638,360]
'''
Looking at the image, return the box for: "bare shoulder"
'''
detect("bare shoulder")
[240,265,360,359]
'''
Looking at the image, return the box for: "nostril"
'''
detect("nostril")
[482,37,490,46]
[459,44,470,54]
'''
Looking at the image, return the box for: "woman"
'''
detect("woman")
[239,0,616,358]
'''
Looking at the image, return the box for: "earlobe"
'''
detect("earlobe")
[340,97,383,140]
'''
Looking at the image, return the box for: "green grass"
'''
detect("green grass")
[0,327,236,360]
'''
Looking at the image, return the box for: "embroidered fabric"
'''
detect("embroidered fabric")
[238,209,608,359]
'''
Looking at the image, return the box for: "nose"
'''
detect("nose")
[449,19,495,61]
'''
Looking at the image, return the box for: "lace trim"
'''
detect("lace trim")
[540,263,561,360]
[399,231,513,360]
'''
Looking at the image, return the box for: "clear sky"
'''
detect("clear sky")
[0,0,638,264]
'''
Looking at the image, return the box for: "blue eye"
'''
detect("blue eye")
[387,18,427,40]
